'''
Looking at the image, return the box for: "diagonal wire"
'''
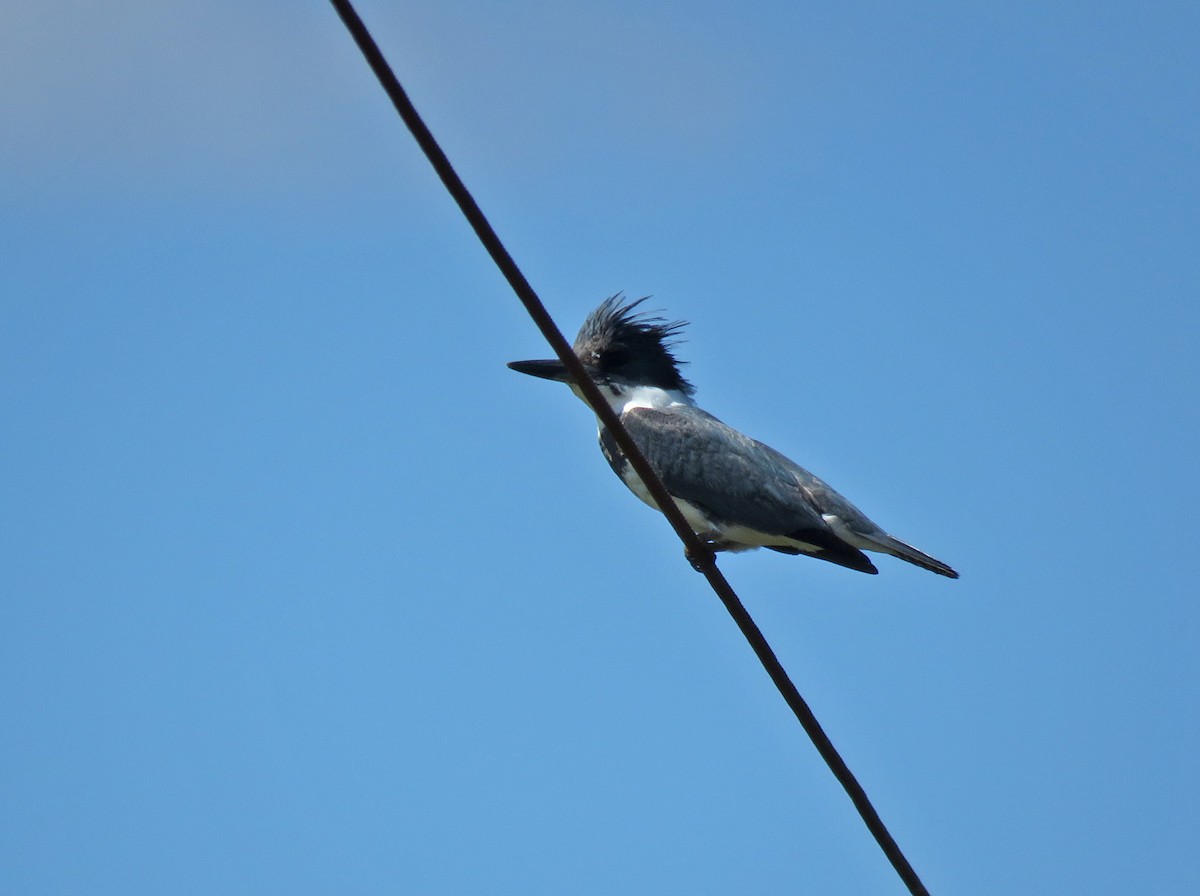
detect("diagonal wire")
[326,3,931,894]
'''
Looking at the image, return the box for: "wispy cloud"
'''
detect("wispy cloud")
[0,2,372,199]
[1,2,771,202]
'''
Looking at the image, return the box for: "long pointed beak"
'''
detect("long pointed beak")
[506,358,574,383]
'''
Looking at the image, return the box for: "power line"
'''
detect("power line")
[326,3,932,893]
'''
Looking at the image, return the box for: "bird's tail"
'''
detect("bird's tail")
[875,534,959,579]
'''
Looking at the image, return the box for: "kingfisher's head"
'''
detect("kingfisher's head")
[507,294,694,398]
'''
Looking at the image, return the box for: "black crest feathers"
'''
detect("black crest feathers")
[572,295,695,395]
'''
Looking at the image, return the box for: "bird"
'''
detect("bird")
[507,295,958,578]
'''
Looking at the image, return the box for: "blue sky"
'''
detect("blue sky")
[3,2,1197,893]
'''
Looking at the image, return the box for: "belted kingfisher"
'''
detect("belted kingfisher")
[508,296,958,578]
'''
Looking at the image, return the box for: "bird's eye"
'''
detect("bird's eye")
[601,348,629,369]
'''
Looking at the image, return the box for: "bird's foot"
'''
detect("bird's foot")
[686,537,739,571]
[684,543,717,572]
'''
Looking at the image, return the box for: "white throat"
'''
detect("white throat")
[569,381,694,417]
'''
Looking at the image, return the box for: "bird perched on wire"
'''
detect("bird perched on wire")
[508,295,958,578]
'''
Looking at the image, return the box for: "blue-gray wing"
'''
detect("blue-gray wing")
[611,406,881,538]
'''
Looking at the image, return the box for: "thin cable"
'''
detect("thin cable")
[327,3,931,893]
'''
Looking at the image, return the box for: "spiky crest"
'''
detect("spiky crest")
[572,294,694,395]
